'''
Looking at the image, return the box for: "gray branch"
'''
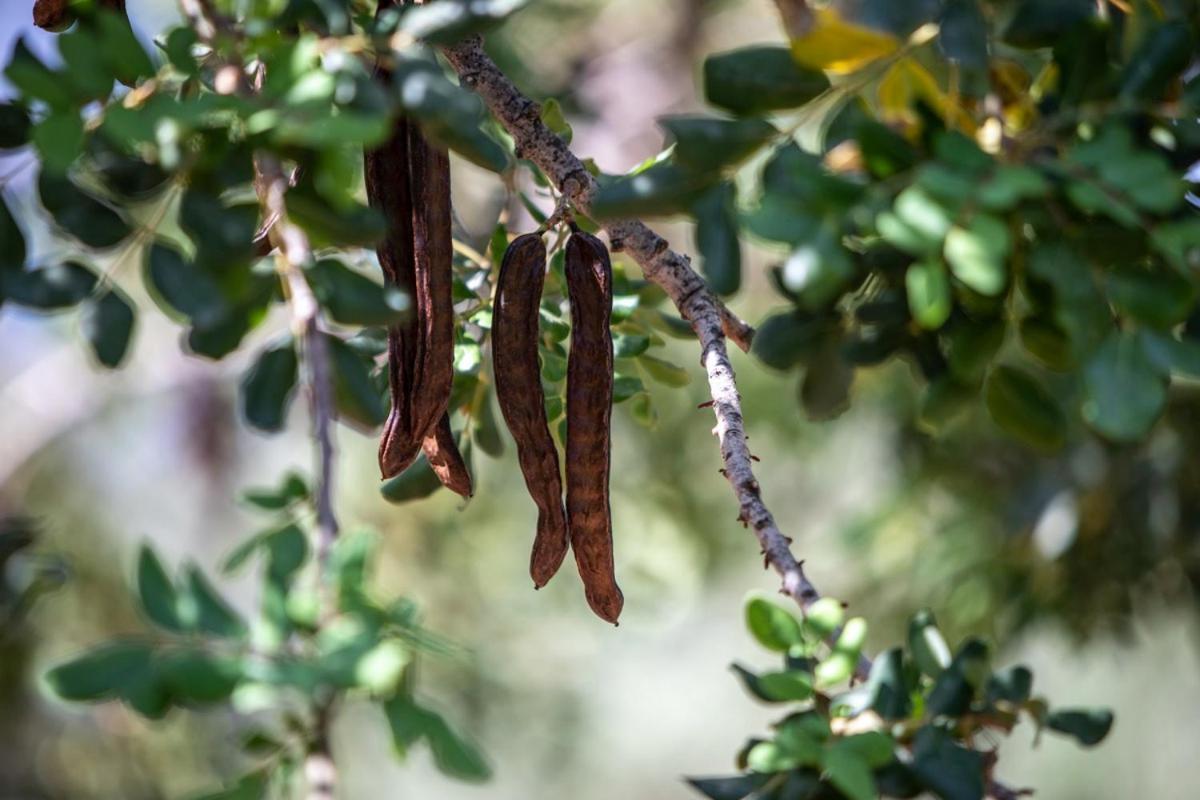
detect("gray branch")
[440,36,835,627]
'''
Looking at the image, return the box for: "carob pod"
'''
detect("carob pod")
[564,231,623,623]
[493,233,570,587]
[365,12,463,485]
[422,412,473,499]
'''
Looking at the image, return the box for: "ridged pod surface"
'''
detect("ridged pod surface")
[422,413,473,499]
[365,43,464,486]
[493,234,569,587]
[565,231,622,623]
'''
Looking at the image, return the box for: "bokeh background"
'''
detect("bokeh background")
[2,1,1199,798]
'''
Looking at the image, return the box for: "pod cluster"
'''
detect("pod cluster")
[494,231,623,623]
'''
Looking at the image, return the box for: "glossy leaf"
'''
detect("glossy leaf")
[692,183,741,296]
[1081,332,1167,442]
[704,46,829,115]
[241,340,299,433]
[745,596,803,652]
[1046,708,1114,746]
[984,366,1066,451]
[136,545,184,633]
[82,288,135,368]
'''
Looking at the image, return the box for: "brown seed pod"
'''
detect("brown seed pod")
[493,233,570,588]
[366,94,455,479]
[564,231,623,623]
[422,413,473,499]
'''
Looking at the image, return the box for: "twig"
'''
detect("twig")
[177,2,341,796]
[439,37,845,645]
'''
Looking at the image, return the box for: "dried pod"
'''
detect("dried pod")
[422,413,473,499]
[565,231,623,623]
[366,95,455,478]
[493,234,569,587]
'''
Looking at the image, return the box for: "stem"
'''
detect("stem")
[177,2,341,794]
[438,36,866,674]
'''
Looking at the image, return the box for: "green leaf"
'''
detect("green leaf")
[590,162,716,219]
[926,638,990,717]
[2,262,97,310]
[39,172,131,249]
[944,215,1009,296]
[978,165,1049,211]
[327,334,387,429]
[686,775,770,800]
[746,741,798,773]
[886,186,953,254]
[612,374,645,404]
[692,183,741,296]
[815,617,867,688]
[471,387,505,457]
[660,116,777,171]
[1019,317,1075,371]
[143,244,228,325]
[181,565,246,639]
[0,194,26,270]
[938,0,988,68]
[752,311,826,371]
[745,596,803,652]
[821,744,876,800]
[984,366,1067,452]
[6,39,74,110]
[639,354,691,387]
[1106,266,1194,328]
[241,471,309,511]
[241,340,299,433]
[384,695,491,781]
[136,544,184,633]
[1081,332,1167,442]
[1001,0,1095,48]
[803,597,845,639]
[31,112,85,174]
[703,45,830,115]
[190,771,269,800]
[178,191,259,265]
[1046,708,1114,746]
[159,649,240,704]
[45,640,153,701]
[907,609,951,678]
[1119,21,1193,100]
[777,226,855,310]
[987,665,1033,704]
[0,103,32,149]
[81,289,135,368]
[861,648,913,720]
[93,6,156,85]
[400,0,528,44]
[1151,220,1200,273]
[287,193,385,249]
[540,98,572,144]
[381,456,444,504]
[911,726,985,800]
[1139,331,1200,380]
[906,261,951,330]
[308,259,410,327]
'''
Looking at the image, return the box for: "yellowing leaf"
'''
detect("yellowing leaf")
[790,8,900,74]
[877,59,976,134]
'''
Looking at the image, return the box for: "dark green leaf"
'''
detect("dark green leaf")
[692,183,741,296]
[400,0,528,45]
[136,544,184,633]
[381,456,444,503]
[987,665,1033,705]
[190,771,269,800]
[181,565,246,639]
[240,471,309,511]
[660,116,777,171]
[1119,22,1193,101]
[241,340,299,433]
[590,161,716,219]
[159,649,240,704]
[907,609,951,678]
[821,744,876,800]
[1106,266,1194,328]
[2,262,97,310]
[39,172,131,249]
[308,259,410,326]
[1001,0,1095,48]
[984,366,1067,451]
[6,39,74,110]
[0,103,32,149]
[1045,708,1114,746]
[45,641,153,702]
[384,695,492,781]
[327,334,388,429]
[31,113,84,174]
[82,289,135,368]
[1081,332,1167,442]
[938,0,988,69]
[911,726,985,800]
[686,774,770,800]
[0,195,26,271]
[179,192,259,265]
[703,45,829,115]
[748,311,825,371]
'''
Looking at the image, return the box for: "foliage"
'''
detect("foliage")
[592,0,1200,448]
[1,0,1183,795]
[688,598,1112,800]
[45,472,488,796]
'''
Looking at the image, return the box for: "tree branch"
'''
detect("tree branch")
[177,2,340,795]
[440,37,834,626]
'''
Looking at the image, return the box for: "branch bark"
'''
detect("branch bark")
[178,2,341,796]
[440,37,831,622]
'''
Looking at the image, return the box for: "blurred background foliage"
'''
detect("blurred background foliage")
[1,0,1198,798]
